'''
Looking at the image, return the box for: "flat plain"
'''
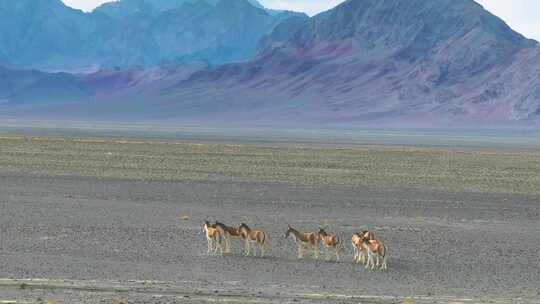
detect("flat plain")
[1,132,540,303]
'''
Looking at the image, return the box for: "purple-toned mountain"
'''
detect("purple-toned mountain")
[165,0,540,127]
[2,0,540,127]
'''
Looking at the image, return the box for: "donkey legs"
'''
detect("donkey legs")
[223,235,232,254]
[381,255,388,270]
[325,246,331,261]
[371,254,381,269]
[371,253,382,270]
[359,248,369,265]
[361,250,369,265]
[210,238,222,256]
[207,239,213,255]
[250,241,257,256]
[246,240,252,256]
[259,242,265,257]
[297,244,304,259]
[365,250,374,269]
[381,246,388,270]
[216,239,223,256]
[243,240,249,256]
[354,246,365,264]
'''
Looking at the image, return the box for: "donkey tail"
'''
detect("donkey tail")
[261,231,266,245]
[381,242,387,258]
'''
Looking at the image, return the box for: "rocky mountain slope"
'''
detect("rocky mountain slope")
[0,0,302,71]
[1,0,539,127]
[157,0,540,126]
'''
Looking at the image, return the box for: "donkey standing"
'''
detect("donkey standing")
[285,225,319,259]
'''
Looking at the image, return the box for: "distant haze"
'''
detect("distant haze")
[475,0,540,41]
[62,0,540,41]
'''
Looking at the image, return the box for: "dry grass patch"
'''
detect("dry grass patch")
[2,137,540,196]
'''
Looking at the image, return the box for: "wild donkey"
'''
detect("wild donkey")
[355,231,387,270]
[238,223,266,257]
[285,225,319,259]
[214,221,242,254]
[317,228,344,261]
[203,221,223,256]
[351,230,375,264]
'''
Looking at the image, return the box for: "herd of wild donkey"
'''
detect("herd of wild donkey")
[203,221,388,270]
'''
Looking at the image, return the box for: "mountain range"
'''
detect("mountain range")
[1,0,540,127]
[0,0,304,71]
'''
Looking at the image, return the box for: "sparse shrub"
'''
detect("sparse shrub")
[178,213,190,221]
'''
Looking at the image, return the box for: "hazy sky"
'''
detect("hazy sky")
[63,0,540,41]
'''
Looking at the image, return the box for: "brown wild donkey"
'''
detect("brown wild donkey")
[285,225,319,259]
[214,221,242,254]
[352,230,375,264]
[318,228,344,261]
[238,223,266,257]
[356,232,387,270]
[203,221,223,256]
[365,238,387,270]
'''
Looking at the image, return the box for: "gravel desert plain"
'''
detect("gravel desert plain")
[1,126,540,303]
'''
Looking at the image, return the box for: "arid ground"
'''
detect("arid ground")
[1,130,540,303]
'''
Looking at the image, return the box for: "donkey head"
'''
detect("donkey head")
[238,223,250,236]
[362,230,374,240]
[202,220,211,234]
[285,224,294,238]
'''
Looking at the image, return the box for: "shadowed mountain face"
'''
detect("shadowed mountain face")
[0,65,106,107]
[94,0,267,17]
[0,0,92,70]
[1,0,540,127]
[0,0,302,71]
